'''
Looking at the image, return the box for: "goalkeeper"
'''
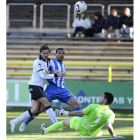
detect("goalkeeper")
[41,92,122,138]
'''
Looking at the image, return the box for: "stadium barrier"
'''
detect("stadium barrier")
[107,4,133,15]
[6,80,133,109]
[6,61,133,82]
[40,3,70,36]
[6,3,37,31]
[73,4,105,38]
[6,3,133,38]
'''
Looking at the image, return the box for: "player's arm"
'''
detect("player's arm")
[69,110,84,116]
[106,113,116,137]
[36,62,66,79]
[106,122,116,137]
[37,63,55,79]
[106,114,123,138]
[55,104,93,117]
[106,122,123,138]
[55,109,84,116]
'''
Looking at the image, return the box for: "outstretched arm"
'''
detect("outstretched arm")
[55,104,93,117]
[69,110,84,116]
[55,108,84,117]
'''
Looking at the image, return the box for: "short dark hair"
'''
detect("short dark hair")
[104,92,114,105]
[40,44,51,53]
[56,48,64,54]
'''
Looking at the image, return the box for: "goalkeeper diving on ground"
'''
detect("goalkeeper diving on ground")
[41,92,124,138]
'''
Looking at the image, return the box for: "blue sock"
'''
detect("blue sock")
[24,112,40,125]
[74,107,84,117]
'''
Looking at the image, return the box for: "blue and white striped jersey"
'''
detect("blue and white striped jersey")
[47,59,66,88]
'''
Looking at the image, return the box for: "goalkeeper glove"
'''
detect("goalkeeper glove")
[55,107,69,117]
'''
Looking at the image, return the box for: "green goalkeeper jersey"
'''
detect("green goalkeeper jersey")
[70,104,115,136]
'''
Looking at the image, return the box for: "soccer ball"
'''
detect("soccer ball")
[74,1,87,14]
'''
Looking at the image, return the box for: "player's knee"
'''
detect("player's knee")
[39,106,45,113]
[31,108,39,114]
[63,118,71,127]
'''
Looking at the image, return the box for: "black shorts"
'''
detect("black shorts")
[29,85,46,100]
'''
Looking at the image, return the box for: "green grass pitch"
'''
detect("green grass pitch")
[7,108,133,140]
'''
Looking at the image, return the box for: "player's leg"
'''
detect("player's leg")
[20,85,53,132]
[10,102,39,133]
[55,86,78,109]
[39,103,45,112]
[30,84,58,123]
[24,103,45,125]
[22,84,52,126]
[63,117,72,127]
[22,97,57,125]
[41,118,72,134]
[19,86,43,129]
[67,96,83,115]
[19,100,42,132]
[38,96,58,123]
[67,96,80,109]
[67,96,84,117]
[57,87,84,117]
[10,85,48,133]
[67,91,83,117]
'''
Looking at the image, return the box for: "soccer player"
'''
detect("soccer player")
[19,48,83,132]
[41,92,123,138]
[10,45,66,133]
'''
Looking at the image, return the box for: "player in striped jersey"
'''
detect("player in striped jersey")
[41,92,123,138]
[19,48,83,132]
[10,45,66,133]
[45,48,81,111]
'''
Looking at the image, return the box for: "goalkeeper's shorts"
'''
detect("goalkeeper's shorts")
[70,117,100,136]
[70,117,89,136]
[70,117,80,131]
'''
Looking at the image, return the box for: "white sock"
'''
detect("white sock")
[14,111,30,125]
[46,108,58,123]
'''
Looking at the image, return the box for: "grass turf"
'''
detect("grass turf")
[6,108,133,140]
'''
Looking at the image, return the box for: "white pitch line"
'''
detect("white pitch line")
[93,137,125,140]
